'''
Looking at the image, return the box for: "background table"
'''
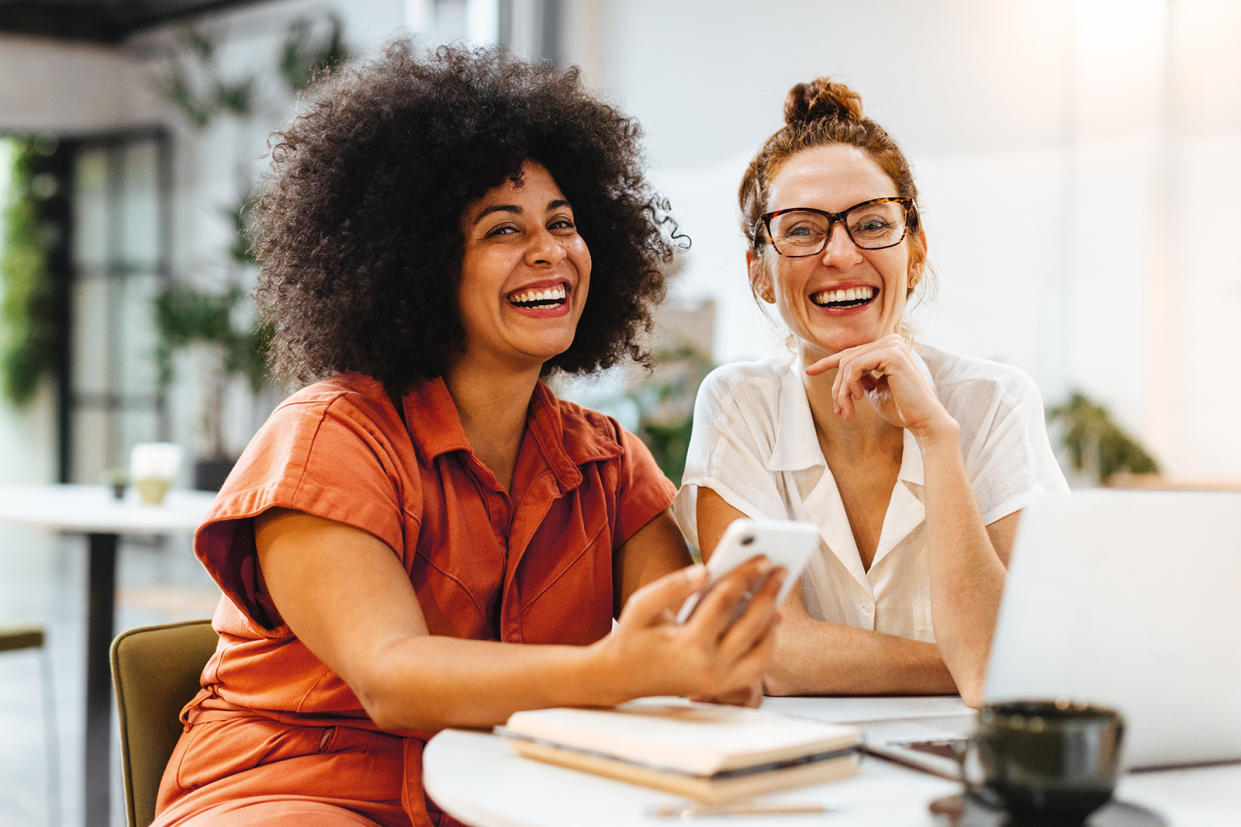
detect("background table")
[0,484,216,827]
[424,696,1241,827]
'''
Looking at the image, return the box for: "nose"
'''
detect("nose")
[819,218,861,265]
[526,228,567,266]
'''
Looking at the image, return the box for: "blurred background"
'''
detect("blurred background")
[1,0,1238,824]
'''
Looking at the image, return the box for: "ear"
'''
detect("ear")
[907,227,928,289]
[747,249,775,303]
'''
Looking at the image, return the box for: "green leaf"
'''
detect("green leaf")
[1,139,58,406]
[1047,391,1160,484]
[278,14,350,92]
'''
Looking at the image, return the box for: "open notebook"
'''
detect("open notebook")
[866,490,1241,774]
[498,699,861,803]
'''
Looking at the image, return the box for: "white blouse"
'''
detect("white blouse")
[674,345,1069,642]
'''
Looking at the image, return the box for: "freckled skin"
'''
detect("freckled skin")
[751,144,925,365]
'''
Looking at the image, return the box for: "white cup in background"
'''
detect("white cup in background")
[129,442,183,505]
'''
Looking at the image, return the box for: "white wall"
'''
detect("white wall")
[0,35,158,133]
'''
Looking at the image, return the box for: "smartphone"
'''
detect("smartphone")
[676,518,818,623]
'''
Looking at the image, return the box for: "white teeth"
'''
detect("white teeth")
[812,286,877,306]
[508,284,567,305]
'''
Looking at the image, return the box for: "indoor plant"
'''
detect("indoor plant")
[150,19,346,488]
[1047,391,1159,486]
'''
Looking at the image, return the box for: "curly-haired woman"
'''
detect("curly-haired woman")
[675,77,1067,708]
[153,43,783,827]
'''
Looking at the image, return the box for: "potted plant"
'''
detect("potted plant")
[1,135,59,407]
[1047,391,1160,486]
[153,273,270,489]
[149,19,347,489]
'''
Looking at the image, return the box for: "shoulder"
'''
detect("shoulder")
[542,390,676,519]
[542,392,625,454]
[273,373,397,428]
[696,356,793,417]
[700,357,787,393]
[919,345,1044,413]
[225,372,409,496]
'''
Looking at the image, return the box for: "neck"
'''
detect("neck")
[800,358,901,459]
[443,357,542,489]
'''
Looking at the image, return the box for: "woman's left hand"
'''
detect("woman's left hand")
[805,333,954,440]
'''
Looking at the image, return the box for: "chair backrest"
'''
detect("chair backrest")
[111,619,218,827]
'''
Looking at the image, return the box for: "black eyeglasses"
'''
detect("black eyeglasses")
[759,197,914,257]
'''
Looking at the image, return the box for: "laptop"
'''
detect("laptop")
[863,489,1241,775]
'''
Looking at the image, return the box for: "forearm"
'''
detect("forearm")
[765,614,956,696]
[359,634,632,732]
[359,554,779,731]
[918,427,1007,706]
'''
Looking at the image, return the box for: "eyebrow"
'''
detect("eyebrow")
[472,199,572,226]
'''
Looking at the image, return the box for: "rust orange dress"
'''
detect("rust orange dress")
[153,373,675,826]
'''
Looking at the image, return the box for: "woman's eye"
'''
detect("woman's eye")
[485,224,519,237]
[548,217,577,232]
[784,223,822,239]
[854,216,893,233]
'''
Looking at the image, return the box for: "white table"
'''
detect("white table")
[424,697,1241,827]
[0,484,217,827]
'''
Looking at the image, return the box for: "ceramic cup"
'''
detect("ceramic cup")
[129,442,184,506]
[959,699,1125,824]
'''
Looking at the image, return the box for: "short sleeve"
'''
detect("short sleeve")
[674,365,790,550]
[957,370,1070,525]
[194,392,412,628]
[612,425,677,544]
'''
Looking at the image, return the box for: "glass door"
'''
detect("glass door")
[63,130,171,483]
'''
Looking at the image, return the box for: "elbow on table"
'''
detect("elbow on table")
[950,659,986,708]
[761,660,813,697]
[958,683,983,709]
[934,630,990,709]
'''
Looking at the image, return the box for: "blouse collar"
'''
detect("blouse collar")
[764,349,934,490]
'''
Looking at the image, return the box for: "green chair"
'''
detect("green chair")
[110,619,218,827]
[1,625,59,826]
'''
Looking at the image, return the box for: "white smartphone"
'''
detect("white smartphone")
[676,518,818,623]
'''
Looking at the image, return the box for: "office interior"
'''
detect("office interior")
[2,1,1239,824]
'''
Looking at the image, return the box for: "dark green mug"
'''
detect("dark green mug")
[959,699,1125,824]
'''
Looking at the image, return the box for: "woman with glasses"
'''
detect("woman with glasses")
[152,43,783,827]
[675,77,1067,707]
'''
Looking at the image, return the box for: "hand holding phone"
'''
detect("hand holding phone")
[676,518,818,623]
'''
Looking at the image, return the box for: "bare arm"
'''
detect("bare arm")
[613,509,695,615]
[809,334,1019,706]
[255,508,781,732]
[696,487,956,696]
[918,431,1016,706]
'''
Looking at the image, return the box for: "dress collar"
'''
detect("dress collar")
[402,377,621,493]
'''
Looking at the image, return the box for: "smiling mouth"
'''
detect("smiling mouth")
[811,286,878,309]
[506,283,567,308]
